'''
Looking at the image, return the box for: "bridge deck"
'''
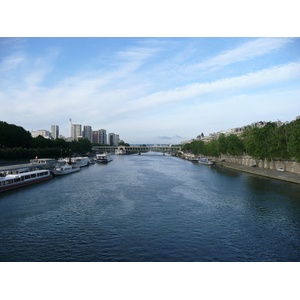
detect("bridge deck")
[92,145,181,152]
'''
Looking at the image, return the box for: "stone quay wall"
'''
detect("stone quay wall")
[214,155,300,174]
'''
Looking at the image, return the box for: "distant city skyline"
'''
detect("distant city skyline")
[1,37,299,144]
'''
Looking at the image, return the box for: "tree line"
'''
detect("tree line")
[0,121,92,160]
[182,119,300,162]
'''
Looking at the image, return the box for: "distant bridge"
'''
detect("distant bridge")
[92,145,181,154]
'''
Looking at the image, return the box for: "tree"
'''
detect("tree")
[226,134,244,156]
[205,139,219,157]
[0,121,32,148]
[217,134,227,155]
[30,135,52,149]
[287,118,300,161]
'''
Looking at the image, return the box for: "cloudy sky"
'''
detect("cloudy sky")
[1,37,299,144]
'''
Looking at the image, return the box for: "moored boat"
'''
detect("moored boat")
[0,170,53,192]
[52,164,80,176]
[115,147,126,155]
[59,157,90,167]
[198,157,215,165]
[95,153,113,163]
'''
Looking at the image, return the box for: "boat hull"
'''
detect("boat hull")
[0,171,53,192]
[52,167,80,176]
[95,153,113,163]
[198,158,215,165]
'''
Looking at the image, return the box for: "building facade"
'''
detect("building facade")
[108,133,115,146]
[98,129,107,145]
[30,130,51,138]
[92,131,98,143]
[71,124,82,141]
[82,125,92,142]
[50,125,59,139]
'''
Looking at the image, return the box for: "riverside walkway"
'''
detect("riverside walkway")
[219,162,300,184]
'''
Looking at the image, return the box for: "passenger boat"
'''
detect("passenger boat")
[95,153,113,163]
[52,164,80,176]
[115,148,126,155]
[0,170,53,192]
[198,157,215,165]
[59,157,90,167]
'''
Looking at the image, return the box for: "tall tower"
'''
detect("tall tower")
[71,124,82,141]
[98,129,107,145]
[51,125,59,139]
[69,118,72,138]
[83,125,92,142]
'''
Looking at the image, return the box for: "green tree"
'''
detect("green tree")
[226,134,244,156]
[0,121,32,148]
[287,118,300,161]
[205,139,219,157]
[217,134,227,154]
[30,135,52,149]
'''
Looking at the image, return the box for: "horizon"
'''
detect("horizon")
[1,37,299,144]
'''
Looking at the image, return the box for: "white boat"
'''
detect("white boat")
[198,157,215,165]
[52,164,80,176]
[95,153,113,163]
[59,157,90,167]
[115,148,126,155]
[0,170,53,192]
[89,158,95,164]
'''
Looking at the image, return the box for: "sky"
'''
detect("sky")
[0,36,299,144]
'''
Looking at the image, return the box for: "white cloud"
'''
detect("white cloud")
[188,37,292,71]
[0,53,25,73]
[111,61,300,117]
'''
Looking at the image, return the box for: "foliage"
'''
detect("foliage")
[119,141,130,146]
[0,121,32,148]
[241,120,300,161]
[183,120,300,162]
[0,121,93,160]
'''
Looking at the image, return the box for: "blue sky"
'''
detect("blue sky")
[1,37,299,144]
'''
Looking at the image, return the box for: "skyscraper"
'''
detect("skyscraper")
[98,129,107,145]
[51,125,59,139]
[83,125,92,142]
[108,133,115,146]
[71,124,82,141]
[92,131,98,143]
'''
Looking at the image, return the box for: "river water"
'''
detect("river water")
[0,153,299,262]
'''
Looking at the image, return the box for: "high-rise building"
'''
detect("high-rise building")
[115,134,119,146]
[108,133,115,146]
[71,124,82,141]
[51,125,59,139]
[83,125,92,142]
[98,129,107,145]
[92,131,98,143]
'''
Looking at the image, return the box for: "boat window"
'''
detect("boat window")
[31,174,36,178]
[25,175,30,179]
[14,178,21,183]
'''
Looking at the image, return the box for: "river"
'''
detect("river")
[0,153,299,261]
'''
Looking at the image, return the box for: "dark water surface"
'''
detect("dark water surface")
[0,153,299,261]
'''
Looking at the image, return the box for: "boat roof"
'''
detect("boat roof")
[0,158,61,172]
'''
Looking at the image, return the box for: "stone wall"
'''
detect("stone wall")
[215,155,300,174]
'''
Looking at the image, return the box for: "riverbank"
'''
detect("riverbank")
[218,162,300,184]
